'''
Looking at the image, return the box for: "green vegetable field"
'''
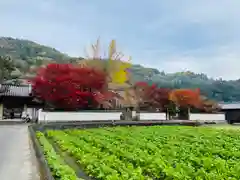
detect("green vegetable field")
[37,126,240,180]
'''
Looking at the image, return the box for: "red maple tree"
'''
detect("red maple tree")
[134,82,171,111]
[30,63,112,110]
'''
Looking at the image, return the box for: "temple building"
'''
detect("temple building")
[0,84,42,120]
[220,103,240,124]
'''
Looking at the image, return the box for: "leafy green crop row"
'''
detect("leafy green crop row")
[46,130,146,180]
[43,126,240,179]
[36,132,81,180]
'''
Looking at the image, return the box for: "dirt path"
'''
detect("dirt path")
[0,125,40,180]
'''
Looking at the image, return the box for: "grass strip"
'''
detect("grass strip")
[46,134,92,180]
[36,131,82,180]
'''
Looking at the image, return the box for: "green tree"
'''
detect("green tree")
[0,56,17,83]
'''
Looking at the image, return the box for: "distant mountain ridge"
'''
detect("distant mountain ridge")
[0,37,70,60]
[0,36,240,102]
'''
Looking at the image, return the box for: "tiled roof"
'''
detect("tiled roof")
[219,103,240,110]
[0,84,31,97]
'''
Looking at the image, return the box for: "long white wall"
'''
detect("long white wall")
[38,110,226,123]
[140,113,166,120]
[189,113,225,121]
[38,111,167,122]
[38,111,121,122]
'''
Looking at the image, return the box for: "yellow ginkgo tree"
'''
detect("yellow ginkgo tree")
[79,38,137,109]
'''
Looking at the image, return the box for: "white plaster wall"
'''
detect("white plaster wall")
[38,111,226,123]
[38,111,122,122]
[190,113,225,121]
[140,113,166,120]
[38,111,167,122]
[38,109,46,122]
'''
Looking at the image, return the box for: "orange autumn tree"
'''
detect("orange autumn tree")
[169,88,202,108]
[169,88,202,119]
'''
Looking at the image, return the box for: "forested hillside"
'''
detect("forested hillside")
[0,37,70,61]
[0,37,239,102]
[133,70,240,102]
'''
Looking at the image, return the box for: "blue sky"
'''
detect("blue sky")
[0,0,240,80]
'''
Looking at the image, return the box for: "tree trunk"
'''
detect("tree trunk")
[178,107,189,120]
